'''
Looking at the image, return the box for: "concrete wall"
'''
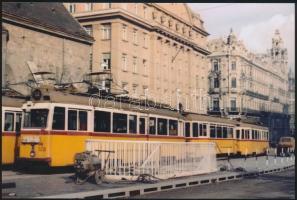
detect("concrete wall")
[3,22,92,95]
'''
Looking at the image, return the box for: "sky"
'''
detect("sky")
[188,3,295,71]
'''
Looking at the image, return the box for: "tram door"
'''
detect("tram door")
[15,113,22,161]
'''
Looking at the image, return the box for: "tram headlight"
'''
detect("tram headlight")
[30,150,36,158]
[32,89,42,100]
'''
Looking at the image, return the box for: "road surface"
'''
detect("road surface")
[132,169,295,199]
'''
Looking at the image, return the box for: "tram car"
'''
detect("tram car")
[184,114,269,156]
[18,89,269,167]
[2,96,24,165]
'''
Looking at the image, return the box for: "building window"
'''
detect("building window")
[122,24,127,41]
[143,59,148,75]
[83,25,92,36]
[214,78,220,88]
[143,6,148,19]
[113,113,127,133]
[230,98,237,111]
[143,86,148,97]
[133,29,138,44]
[52,107,65,130]
[103,3,112,9]
[94,111,111,132]
[101,24,111,40]
[143,33,148,48]
[134,3,138,14]
[69,3,76,13]
[122,54,127,71]
[213,60,219,71]
[101,53,111,70]
[213,98,220,111]
[122,82,128,92]
[231,61,236,70]
[133,57,137,73]
[231,78,236,88]
[85,3,93,11]
[132,84,138,97]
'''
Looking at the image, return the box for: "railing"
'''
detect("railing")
[85,140,217,180]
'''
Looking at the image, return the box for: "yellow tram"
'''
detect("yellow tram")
[2,96,24,165]
[18,89,269,167]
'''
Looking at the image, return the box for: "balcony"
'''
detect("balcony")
[207,106,221,115]
[208,88,220,94]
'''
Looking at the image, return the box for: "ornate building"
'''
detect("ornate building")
[207,29,290,143]
[64,3,210,114]
[288,68,295,136]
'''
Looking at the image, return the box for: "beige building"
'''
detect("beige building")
[207,29,290,142]
[2,3,94,96]
[64,3,210,114]
[288,69,295,135]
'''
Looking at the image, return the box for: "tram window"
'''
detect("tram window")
[252,130,255,139]
[157,118,167,135]
[16,113,22,134]
[199,124,206,136]
[4,113,14,131]
[192,123,198,137]
[94,111,111,132]
[169,120,178,136]
[210,125,216,138]
[241,129,244,139]
[24,109,49,128]
[217,126,222,138]
[139,117,145,134]
[78,111,87,131]
[245,130,249,139]
[149,117,156,135]
[129,115,137,134]
[228,128,233,138]
[113,113,127,133]
[222,127,227,138]
[185,122,190,137]
[236,130,240,139]
[68,110,77,130]
[52,107,65,130]
[202,124,207,136]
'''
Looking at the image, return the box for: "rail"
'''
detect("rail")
[85,140,217,180]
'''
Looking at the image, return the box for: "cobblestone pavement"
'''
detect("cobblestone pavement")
[132,168,295,199]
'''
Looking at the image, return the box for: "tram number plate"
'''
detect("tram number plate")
[22,136,40,144]
[38,146,46,151]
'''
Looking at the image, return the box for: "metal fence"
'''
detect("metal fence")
[85,140,217,180]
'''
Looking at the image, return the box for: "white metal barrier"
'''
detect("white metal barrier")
[85,140,217,180]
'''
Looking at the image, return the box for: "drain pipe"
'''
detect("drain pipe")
[2,27,9,89]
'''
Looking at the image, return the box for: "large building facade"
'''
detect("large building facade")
[207,29,290,143]
[288,69,295,136]
[2,2,94,95]
[64,3,210,114]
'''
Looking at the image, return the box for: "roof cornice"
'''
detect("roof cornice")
[2,11,94,45]
[74,9,210,55]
